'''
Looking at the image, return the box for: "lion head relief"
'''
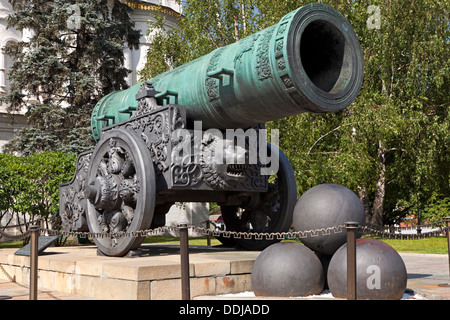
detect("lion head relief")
[200,131,249,190]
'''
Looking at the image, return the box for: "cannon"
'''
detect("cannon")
[59,3,364,257]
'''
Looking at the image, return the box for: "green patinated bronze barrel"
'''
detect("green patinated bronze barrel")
[91,3,364,141]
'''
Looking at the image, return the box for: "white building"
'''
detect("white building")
[0,0,182,151]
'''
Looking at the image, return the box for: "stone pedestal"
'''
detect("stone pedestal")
[0,244,257,300]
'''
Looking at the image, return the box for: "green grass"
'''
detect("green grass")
[0,235,447,254]
[0,240,23,249]
[0,236,222,249]
[362,235,449,255]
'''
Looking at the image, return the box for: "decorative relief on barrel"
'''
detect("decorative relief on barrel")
[234,33,260,64]
[256,26,275,81]
[281,12,294,22]
[206,48,225,102]
[272,17,303,107]
[281,75,294,89]
[275,39,284,53]
[277,23,288,36]
[277,58,286,71]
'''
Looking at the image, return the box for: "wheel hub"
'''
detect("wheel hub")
[86,174,122,211]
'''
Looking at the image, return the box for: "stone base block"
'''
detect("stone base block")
[0,244,258,300]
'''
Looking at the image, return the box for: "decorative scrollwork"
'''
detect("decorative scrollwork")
[206,48,225,102]
[172,161,202,187]
[60,153,92,232]
[117,108,185,173]
[256,26,275,81]
[234,33,260,63]
[134,82,160,116]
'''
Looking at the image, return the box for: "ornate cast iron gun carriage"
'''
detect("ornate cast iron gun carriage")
[59,4,364,257]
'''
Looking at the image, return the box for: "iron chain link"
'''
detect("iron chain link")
[1,219,448,242]
[189,224,345,241]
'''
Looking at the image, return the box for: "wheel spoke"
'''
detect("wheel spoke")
[85,129,155,257]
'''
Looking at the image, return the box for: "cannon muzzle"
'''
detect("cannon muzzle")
[91,3,363,140]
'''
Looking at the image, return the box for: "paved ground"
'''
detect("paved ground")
[400,253,450,300]
[0,251,449,300]
[0,278,94,300]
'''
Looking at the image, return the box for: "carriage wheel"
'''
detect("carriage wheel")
[219,144,297,250]
[85,129,156,257]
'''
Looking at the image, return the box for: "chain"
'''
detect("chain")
[46,225,189,240]
[0,222,30,230]
[189,224,345,241]
[0,222,38,241]
[360,224,448,240]
[0,220,448,242]
[0,228,31,241]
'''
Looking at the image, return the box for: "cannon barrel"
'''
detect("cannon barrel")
[91,3,363,141]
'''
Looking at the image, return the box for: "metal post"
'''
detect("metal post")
[346,222,358,300]
[206,220,211,246]
[179,224,191,300]
[439,217,450,288]
[29,225,40,300]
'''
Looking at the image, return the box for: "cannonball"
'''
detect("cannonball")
[327,238,407,300]
[251,242,324,297]
[293,184,365,255]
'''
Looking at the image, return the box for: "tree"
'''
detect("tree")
[0,153,26,229]
[139,0,259,79]
[0,152,77,243]
[273,0,449,226]
[139,0,449,226]
[1,0,141,155]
